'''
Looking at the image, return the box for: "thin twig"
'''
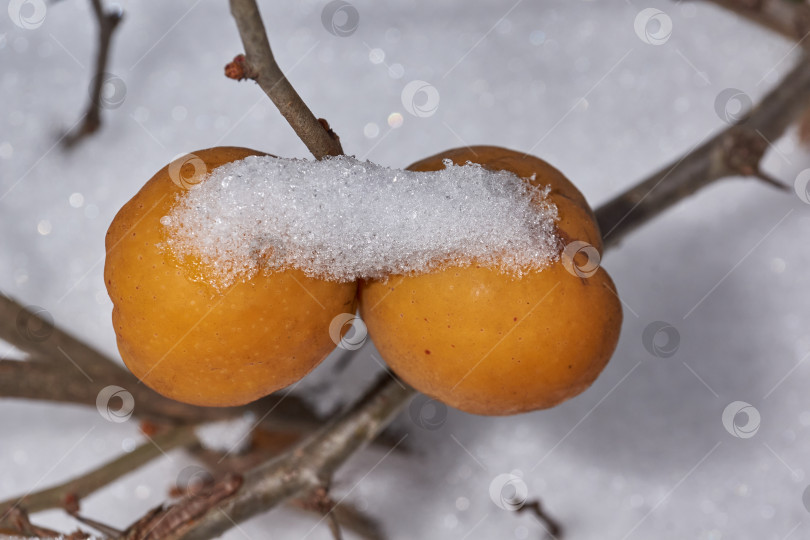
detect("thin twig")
[0,426,197,525]
[518,499,563,539]
[0,294,401,457]
[327,513,344,540]
[192,436,386,540]
[0,507,67,538]
[227,0,343,158]
[63,0,123,148]
[130,375,413,539]
[596,56,810,248]
[0,292,324,431]
[0,356,321,434]
[1,292,130,379]
[122,474,244,540]
[704,0,810,150]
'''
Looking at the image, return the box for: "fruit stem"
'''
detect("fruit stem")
[228,0,344,159]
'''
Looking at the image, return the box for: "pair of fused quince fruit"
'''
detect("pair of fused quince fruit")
[104,146,622,415]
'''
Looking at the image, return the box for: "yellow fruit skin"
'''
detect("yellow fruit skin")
[359,146,622,415]
[104,147,357,407]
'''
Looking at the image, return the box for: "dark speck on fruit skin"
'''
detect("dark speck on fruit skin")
[425,349,431,355]
[513,317,518,321]
[568,365,572,369]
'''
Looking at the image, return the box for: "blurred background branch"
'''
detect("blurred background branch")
[598,54,810,248]
[62,0,124,149]
[0,293,327,431]
[0,426,197,521]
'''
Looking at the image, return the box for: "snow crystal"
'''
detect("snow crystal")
[161,155,560,286]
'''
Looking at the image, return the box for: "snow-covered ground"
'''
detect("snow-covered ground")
[2,0,810,538]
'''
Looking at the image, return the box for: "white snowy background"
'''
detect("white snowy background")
[2,0,810,539]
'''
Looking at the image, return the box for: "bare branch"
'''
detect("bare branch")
[63,0,124,148]
[192,434,386,540]
[0,427,197,523]
[704,1,810,151]
[131,375,413,539]
[0,292,326,431]
[701,0,810,42]
[596,56,810,248]
[122,474,244,540]
[0,507,67,538]
[322,502,385,540]
[327,513,344,540]
[227,0,343,159]
[0,356,325,436]
[518,499,563,539]
[296,486,344,540]
[1,291,123,378]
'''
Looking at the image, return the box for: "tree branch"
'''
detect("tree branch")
[1,291,126,380]
[0,507,66,538]
[0,357,326,438]
[0,294,325,431]
[518,499,562,539]
[596,55,810,248]
[127,375,414,539]
[0,423,384,539]
[63,0,124,148]
[701,0,810,42]
[0,426,197,525]
[227,0,343,159]
[191,439,386,540]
